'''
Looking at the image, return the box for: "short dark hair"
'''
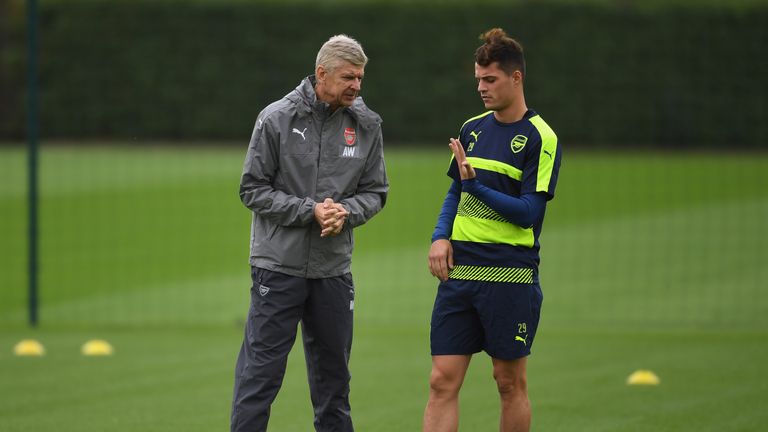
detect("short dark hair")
[474,28,526,77]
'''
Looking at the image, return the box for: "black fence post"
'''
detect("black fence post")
[26,0,39,327]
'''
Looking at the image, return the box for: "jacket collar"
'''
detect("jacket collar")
[289,75,381,129]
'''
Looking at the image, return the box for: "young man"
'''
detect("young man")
[232,35,388,432]
[424,28,561,432]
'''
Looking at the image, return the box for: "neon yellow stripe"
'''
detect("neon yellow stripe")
[452,215,534,247]
[449,265,534,283]
[456,193,505,221]
[466,157,522,181]
[459,111,493,133]
[530,115,558,194]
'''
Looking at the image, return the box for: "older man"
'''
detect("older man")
[231,34,388,432]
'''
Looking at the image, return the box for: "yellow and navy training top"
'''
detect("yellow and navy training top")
[441,109,561,283]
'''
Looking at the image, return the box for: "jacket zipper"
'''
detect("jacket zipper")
[306,113,325,278]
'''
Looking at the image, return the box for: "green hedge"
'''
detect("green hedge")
[0,0,24,136]
[2,0,767,147]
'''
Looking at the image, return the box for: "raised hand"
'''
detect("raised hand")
[448,138,476,180]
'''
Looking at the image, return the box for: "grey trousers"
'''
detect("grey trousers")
[231,267,355,432]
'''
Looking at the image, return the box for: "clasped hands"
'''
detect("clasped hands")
[314,198,349,237]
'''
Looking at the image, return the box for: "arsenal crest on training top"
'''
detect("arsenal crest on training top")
[344,128,356,146]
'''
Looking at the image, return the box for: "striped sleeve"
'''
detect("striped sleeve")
[528,115,560,199]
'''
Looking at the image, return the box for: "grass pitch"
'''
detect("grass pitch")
[1,145,767,431]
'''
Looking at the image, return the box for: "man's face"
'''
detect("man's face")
[316,61,365,109]
[475,62,518,111]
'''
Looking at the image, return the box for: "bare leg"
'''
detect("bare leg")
[492,357,530,432]
[423,355,472,432]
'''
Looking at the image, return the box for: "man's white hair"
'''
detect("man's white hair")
[315,34,368,72]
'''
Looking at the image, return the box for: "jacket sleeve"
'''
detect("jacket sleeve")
[239,117,316,226]
[340,126,389,228]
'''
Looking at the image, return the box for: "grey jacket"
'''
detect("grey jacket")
[240,76,389,278]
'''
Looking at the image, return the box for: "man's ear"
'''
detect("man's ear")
[512,70,523,84]
[316,65,326,84]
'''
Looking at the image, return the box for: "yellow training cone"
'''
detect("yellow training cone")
[81,339,114,356]
[14,339,45,356]
[627,369,660,386]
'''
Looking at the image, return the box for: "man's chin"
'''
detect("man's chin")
[483,101,499,111]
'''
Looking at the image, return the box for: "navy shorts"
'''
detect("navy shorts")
[430,278,543,360]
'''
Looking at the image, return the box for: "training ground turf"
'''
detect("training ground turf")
[1,145,767,431]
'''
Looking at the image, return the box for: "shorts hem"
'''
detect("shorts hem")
[430,348,481,356]
[484,349,530,361]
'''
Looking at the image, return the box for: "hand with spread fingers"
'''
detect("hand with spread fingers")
[448,138,476,180]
